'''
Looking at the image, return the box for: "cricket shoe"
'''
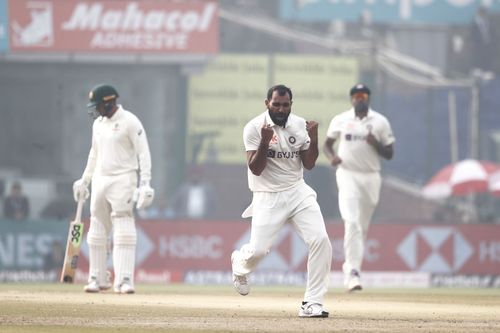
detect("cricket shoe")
[232,274,249,296]
[84,277,100,293]
[231,251,249,296]
[99,270,112,291]
[345,269,362,292]
[114,277,135,294]
[298,302,329,318]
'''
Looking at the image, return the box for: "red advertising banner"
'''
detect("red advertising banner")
[8,0,218,53]
[74,222,500,281]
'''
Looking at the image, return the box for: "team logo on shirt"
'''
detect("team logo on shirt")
[288,136,296,144]
[113,123,120,131]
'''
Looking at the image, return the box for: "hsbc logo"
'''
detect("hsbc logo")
[397,227,473,273]
[81,226,154,267]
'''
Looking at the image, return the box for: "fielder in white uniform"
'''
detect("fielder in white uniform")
[73,84,154,294]
[231,84,332,318]
[323,84,395,292]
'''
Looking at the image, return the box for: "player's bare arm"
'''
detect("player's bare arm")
[301,120,319,170]
[323,137,342,167]
[366,132,394,160]
[247,122,274,175]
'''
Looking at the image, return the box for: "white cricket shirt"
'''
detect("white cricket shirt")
[82,105,152,183]
[325,108,395,173]
[243,111,311,192]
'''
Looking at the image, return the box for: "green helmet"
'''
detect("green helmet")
[87,84,119,108]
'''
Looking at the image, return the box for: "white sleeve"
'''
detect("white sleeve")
[130,117,152,183]
[243,121,261,151]
[380,117,396,146]
[81,122,97,183]
[325,116,341,140]
[300,119,311,151]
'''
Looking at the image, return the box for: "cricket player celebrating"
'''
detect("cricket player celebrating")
[231,84,332,318]
[323,84,395,292]
[73,84,154,294]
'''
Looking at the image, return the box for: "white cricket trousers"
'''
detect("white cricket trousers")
[336,167,381,275]
[87,172,137,288]
[233,182,332,304]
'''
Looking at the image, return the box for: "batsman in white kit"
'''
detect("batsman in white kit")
[231,84,332,318]
[323,84,395,292]
[73,84,154,294]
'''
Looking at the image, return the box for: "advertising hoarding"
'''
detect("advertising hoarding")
[2,220,498,286]
[8,0,218,53]
[0,0,8,52]
[279,0,500,24]
[188,54,357,165]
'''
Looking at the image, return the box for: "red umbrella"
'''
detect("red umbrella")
[422,159,500,199]
[489,170,500,197]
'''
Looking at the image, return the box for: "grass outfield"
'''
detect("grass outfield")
[0,283,499,332]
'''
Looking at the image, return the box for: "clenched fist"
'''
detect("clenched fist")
[261,121,274,145]
[306,120,318,139]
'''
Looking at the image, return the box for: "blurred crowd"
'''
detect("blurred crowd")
[0,180,30,221]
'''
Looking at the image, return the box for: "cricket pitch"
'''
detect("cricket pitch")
[0,284,499,332]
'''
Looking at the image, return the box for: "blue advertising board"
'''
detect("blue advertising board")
[0,0,8,52]
[280,0,500,24]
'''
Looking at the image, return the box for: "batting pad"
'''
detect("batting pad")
[87,218,108,284]
[112,217,137,287]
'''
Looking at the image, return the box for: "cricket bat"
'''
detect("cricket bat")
[60,198,85,283]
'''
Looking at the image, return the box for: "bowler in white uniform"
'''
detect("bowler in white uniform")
[231,84,332,318]
[73,84,155,294]
[323,84,395,292]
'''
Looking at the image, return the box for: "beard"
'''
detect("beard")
[268,109,290,127]
[354,100,369,114]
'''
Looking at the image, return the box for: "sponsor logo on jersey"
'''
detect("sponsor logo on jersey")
[267,149,300,159]
[345,133,365,141]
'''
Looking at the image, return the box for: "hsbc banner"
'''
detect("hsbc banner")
[8,0,218,53]
[74,222,500,280]
[1,221,499,282]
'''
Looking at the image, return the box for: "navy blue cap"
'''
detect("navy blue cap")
[350,84,371,96]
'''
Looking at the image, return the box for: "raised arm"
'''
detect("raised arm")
[301,120,319,170]
[247,121,274,176]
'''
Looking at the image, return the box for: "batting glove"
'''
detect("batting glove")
[134,181,155,210]
[72,178,89,202]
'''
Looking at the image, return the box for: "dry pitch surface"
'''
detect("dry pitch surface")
[0,284,499,332]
